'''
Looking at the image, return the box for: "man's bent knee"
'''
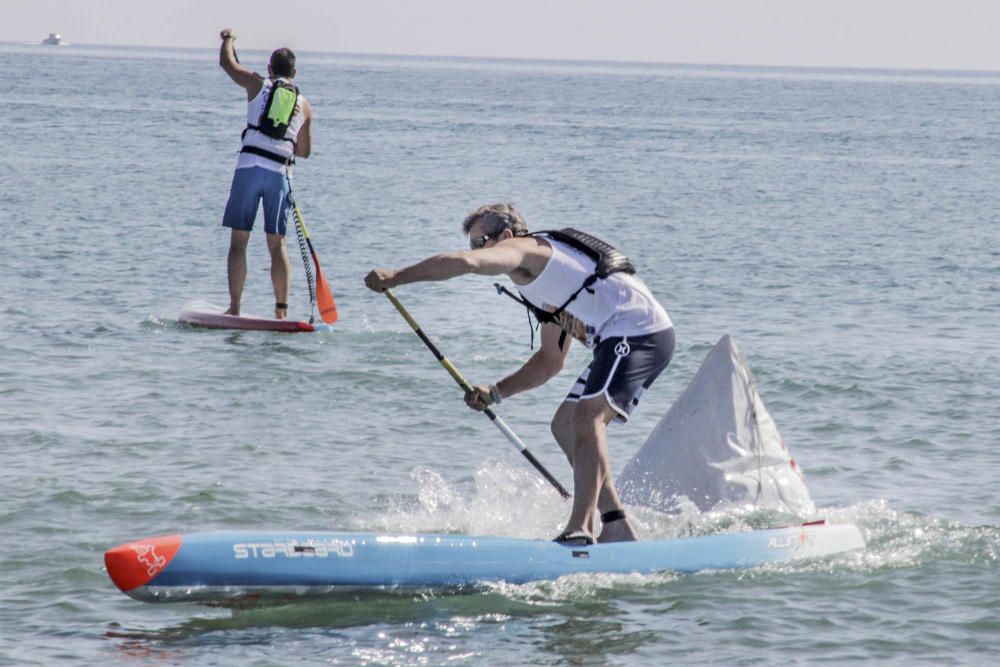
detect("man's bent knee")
[551,401,575,437]
[573,395,617,426]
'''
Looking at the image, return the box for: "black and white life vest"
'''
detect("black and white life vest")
[495,228,637,347]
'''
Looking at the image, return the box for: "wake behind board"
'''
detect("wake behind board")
[179,300,330,333]
[105,521,865,605]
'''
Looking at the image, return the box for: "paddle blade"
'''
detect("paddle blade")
[313,253,338,324]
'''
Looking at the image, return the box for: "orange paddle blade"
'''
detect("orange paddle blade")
[314,257,338,324]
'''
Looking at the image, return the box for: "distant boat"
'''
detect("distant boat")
[41,33,67,46]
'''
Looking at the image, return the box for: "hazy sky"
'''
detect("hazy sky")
[4,0,1000,71]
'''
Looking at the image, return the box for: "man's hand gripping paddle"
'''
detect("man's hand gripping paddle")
[383,289,570,499]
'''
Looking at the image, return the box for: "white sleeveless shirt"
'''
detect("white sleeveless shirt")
[236,78,307,174]
[516,238,672,346]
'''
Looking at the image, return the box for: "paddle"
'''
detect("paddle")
[383,289,571,499]
[286,182,338,324]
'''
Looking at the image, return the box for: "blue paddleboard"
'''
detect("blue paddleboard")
[105,522,864,605]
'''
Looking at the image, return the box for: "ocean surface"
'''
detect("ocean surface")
[2,42,999,665]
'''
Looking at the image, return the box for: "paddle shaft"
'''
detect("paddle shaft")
[286,179,338,324]
[287,187,318,317]
[384,289,570,499]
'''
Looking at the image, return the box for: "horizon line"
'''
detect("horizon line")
[5,39,1000,76]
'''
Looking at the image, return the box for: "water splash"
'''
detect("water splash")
[357,461,1000,582]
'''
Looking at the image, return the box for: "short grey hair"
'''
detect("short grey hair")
[461,203,529,237]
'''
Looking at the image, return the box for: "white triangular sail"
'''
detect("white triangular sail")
[618,335,815,516]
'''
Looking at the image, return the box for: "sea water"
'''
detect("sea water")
[2,43,998,665]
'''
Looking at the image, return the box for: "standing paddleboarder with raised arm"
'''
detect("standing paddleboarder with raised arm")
[218,28,313,319]
[365,203,675,545]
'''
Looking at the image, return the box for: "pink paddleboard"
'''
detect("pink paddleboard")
[179,300,319,332]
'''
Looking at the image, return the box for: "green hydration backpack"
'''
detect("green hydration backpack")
[246,79,300,142]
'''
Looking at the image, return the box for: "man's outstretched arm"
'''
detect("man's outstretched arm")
[364,239,531,292]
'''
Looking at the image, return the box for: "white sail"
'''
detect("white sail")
[618,335,815,516]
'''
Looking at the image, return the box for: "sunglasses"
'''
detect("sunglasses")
[469,232,496,250]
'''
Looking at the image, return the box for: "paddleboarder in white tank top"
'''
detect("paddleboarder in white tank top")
[365,203,675,545]
[218,28,313,319]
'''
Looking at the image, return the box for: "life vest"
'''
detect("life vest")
[495,228,636,348]
[240,79,300,165]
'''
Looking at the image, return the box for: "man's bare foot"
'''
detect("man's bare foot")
[225,306,240,316]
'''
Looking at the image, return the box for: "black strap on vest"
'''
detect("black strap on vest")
[494,282,555,350]
[239,145,295,166]
[242,125,298,148]
[494,283,558,325]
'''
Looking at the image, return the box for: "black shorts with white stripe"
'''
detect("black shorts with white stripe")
[565,328,675,423]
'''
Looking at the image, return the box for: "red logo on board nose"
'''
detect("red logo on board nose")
[131,544,168,576]
[104,534,182,592]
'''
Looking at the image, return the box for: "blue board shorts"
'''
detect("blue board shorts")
[222,166,291,236]
[565,327,675,423]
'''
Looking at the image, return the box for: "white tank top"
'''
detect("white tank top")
[516,238,673,346]
[236,78,306,174]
